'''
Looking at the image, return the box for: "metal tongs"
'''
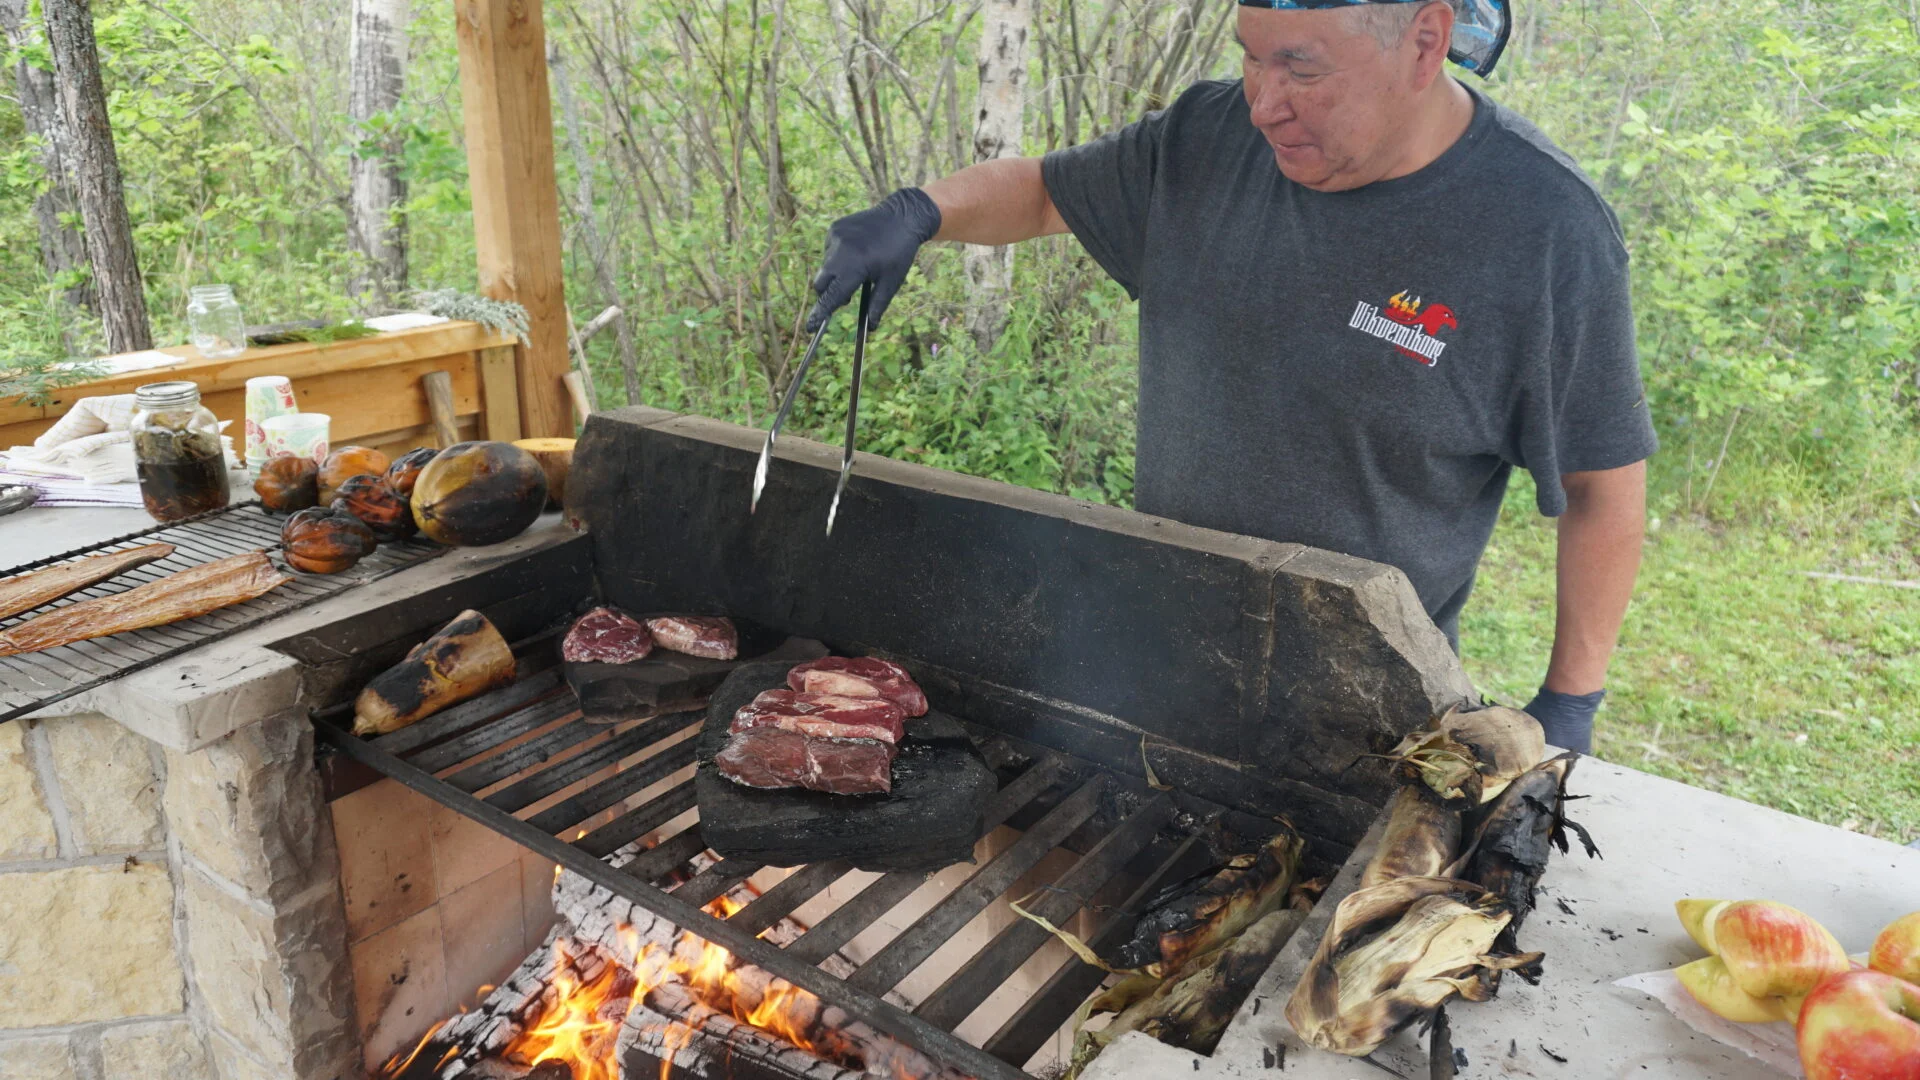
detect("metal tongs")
[750,282,871,535]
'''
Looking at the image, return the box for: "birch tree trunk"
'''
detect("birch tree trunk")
[1,0,92,312]
[42,0,150,353]
[348,0,410,302]
[963,0,1032,352]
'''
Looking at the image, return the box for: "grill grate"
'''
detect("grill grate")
[315,651,1226,1080]
[0,501,444,725]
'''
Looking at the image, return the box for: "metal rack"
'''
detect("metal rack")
[314,658,1224,1080]
[0,501,444,724]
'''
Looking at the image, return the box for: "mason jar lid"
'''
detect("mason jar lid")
[135,380,203,411]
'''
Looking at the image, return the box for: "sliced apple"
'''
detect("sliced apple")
[1677,955,1792,1023]
[1797,970,1920,1080]
[1869,912,1920,986]
[1677,898,1731,953]
[1715,900,1851,1000]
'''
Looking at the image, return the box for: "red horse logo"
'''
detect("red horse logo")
[1380,291,1458,364]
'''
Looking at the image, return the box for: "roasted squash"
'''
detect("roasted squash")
[409,441,548,547]
[318,445,391,504]
[332,474,416,541]
[253,455,319,514]
[383,447,438,499]
[281,506,377,574]
[353,609,515,735]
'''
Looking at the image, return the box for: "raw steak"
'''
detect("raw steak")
[561,606,653,663]
[787,656,929,716]
[645,615,738,659]
[730,689,906,744]
[714,727,897,795]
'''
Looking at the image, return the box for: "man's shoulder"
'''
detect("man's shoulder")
[1471,91,1628,255]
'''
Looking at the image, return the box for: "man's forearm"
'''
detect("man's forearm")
[1546,461,1647,694]
[923,158,1067,245]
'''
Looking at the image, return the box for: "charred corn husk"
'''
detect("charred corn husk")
[1449,752,1598,951]
[1105,828,1305,975]
[1360,786,1462,889]
[1378,703,1546,808]
[1109,908,1310,1055]
[1285,877,1543,1057]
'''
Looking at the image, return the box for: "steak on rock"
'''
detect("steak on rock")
[715,727,897,795]
[786,657,929,716]
[561,606,654,663]
[730,689,906,744]
[646,615,739,659]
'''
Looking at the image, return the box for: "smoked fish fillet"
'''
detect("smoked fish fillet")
[0,543,176,622]
[0,551,291,657]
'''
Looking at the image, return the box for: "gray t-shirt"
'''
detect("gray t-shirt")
[1042,80,1658,638]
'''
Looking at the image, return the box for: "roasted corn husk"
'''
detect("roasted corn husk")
[1448,752,1597,950]
[1380,703,1546,808]
[1285,877,1543,1057]
[1104,828,1304,975]
[1359,786,1462,890]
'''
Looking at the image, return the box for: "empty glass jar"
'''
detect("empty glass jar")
[131,381,230,522]
[187,284,248,358]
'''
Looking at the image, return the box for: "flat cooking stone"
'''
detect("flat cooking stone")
[565,632,828,722]
[695,661,995,872]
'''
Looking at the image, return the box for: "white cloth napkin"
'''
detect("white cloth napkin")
[7,393,235,486]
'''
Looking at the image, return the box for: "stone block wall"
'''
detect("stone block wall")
[0,711,356,1080]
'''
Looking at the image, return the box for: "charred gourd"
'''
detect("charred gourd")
[318,446,392,504]
[353,609,515,735]
[1105,829,1304,975]
[253,455,319,514]
[409,441,548,547]
[383,447,438,499]
[280,506,377,574]
[332,474,416,541]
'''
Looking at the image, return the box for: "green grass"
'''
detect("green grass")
[1462,463,1920,845]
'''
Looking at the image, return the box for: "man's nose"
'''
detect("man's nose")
[1247,72,1295,126]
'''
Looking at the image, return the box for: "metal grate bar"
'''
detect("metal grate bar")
[577,780,698,859]
[726,860,851,936]
[2,501,443,725]
[846,777,1109,996]
[376,669,565,756]
[622,827,709,885]
[672,859,764,909]
[484,713,693,815]
[780,760,1071,967]
[314,721,1033,1080]
[527,740,697,836]
[983,834,1208,1067]
[914,794,1177,1030]
[445,715,606,793]
[407,694,576,774]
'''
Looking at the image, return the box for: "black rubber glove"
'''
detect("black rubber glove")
[806,187,943,333]
[1524,686,1606,755]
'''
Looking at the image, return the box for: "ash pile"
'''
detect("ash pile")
[382,842,964,1080]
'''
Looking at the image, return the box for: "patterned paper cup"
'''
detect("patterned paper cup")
[260,412,330,466]
[244,376,298,469]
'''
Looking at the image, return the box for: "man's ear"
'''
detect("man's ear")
[1409,0,1454,89]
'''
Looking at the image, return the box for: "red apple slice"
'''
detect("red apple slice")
[1796,970,1920,1080]
[1715,900,1851,1000]
[1870,912,1920,986]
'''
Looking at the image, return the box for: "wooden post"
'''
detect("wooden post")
[454,0,570,438]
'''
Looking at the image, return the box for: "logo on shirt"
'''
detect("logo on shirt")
[1348,291,1458,367]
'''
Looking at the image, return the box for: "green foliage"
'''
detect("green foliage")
[415,290,531,345]
[247,318,379,346]
[0,354,107,407]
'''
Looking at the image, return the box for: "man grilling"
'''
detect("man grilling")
[804,0,1655,754]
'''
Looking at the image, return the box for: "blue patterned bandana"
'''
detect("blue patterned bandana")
[1235,0,1511,76]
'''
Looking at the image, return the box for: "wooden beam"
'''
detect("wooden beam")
[454,0,571,439]
[477,344,523,441]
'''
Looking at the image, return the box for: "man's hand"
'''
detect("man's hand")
[1533,460,1647,754]
[807,188,943,333]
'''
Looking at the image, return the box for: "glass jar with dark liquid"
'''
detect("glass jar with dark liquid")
[131,380,231,522]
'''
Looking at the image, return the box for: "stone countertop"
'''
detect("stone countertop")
[1083,755,1920,1080]
[11,513,582,752]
